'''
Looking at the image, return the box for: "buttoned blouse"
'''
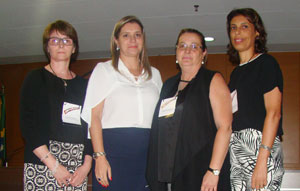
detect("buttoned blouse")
[81,59,162,132]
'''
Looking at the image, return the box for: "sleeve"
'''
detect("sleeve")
[82,120,93,156]
[81,61,115,127]
[19,70,50,151]
[151,67,163,93]
[259,55,284,94]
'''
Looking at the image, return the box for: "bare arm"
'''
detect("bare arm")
[251,87,282,189]
[201,73,232,191]
[90,100,111,187]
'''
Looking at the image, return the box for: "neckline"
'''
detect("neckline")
[239,53,262,66]
[44,67,76,87]
[180,79,191,83]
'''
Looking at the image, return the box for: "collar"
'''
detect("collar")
[117,58,147,83]
[239,53,262,66]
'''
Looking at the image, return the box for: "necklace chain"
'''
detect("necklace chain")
[49,64,73,87]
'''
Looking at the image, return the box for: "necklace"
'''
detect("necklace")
[49,64,73,87]
[240,53,259,66]
[247,53,257,63]
[180,79,190,83]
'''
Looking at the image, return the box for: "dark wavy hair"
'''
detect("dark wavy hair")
[110,15,152,79]
[175,28,208,63]
[226,8,268,65]
[43,20,79,63]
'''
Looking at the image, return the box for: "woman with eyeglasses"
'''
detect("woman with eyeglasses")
[227,8,284,190]
[81,15,162,191]
[146,28,232,191]
[20,20,92,191]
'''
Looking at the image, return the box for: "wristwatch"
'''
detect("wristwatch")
[208,167,220,176]
[92,152,106,159]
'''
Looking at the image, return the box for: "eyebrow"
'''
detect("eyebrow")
[231,22,250,25]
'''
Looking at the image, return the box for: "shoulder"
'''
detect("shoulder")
[150,66,162,81]
[22,68,45,86]
[25,68,44,79]
[74,75,88,87]
[164,73,180,87]
[93,60,114,73]
[21,68,45,96]
[197,67,218,82]
[90,60,116,81]
[258,54,280,68]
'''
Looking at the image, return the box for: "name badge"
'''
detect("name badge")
[231,90,238,113]
[62,102,82,125]
[158,96,177,118]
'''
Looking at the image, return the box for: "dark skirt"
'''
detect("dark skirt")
[92,128,150,191]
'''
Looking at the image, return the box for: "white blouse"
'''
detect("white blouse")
[81,58,162,132]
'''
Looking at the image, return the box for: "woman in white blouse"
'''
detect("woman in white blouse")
[81,15,162,191]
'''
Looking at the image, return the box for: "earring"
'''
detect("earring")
[202,60,204,65]
[116,47,120,51]
[176,60,178,64]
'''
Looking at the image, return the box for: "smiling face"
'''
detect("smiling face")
[47,31,75,63]
[230,15,259,54]
[176,32,207,72]
[114,22,143,59]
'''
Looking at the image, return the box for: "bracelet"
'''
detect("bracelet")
[50,160,59,175]
[40,151,51,162]
[92,152,106,159]
[260,144,272,152]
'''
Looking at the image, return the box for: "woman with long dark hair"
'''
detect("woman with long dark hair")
[227,8,285,190]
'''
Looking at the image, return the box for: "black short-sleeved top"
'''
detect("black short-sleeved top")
[20,68,92,164]
[228,54,284,135]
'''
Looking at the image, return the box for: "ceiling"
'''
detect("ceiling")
[1,0,300,64]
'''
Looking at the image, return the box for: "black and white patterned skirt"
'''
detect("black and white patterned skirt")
[229,128,284,191]
[24,140,88,191]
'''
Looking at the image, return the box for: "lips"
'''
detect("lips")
[128,45,138,48]
[234,38,243,44]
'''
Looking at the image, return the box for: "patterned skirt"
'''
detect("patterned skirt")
[230,128,284,191]
[24,140,88,191]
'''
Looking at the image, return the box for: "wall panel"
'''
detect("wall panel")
[0,52,299,169]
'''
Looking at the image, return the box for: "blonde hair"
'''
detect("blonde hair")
[110,15,152,79]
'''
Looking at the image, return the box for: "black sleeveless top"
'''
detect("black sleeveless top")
[147,67,224,189]
[157,85,189,182]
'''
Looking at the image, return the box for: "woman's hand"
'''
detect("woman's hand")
[251,151,268,190]
[70,155,92,187]
[95,156,112,187]
[52,163,72,187]
[201,171,219,191]
[69,165,90,186]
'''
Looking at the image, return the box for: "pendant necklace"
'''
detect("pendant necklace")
[49,64,73,87]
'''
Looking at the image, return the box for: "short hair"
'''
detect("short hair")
[42,20,79,63]
[226,8,268,65]
[110,15,152,79]
[175,28,208,63]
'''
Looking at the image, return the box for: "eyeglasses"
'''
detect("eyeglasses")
[48,37,73,46]
[177,43,202,51]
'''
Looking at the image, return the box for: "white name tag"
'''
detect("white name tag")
[158,96,177,118]
[231,90,238,113]
[62,102,82,125]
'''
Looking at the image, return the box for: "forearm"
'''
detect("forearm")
[82,155,92,169]
[90,120,105,153]
[33,145,57,170]
[209,127,232,170]
[258,112,281,160]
